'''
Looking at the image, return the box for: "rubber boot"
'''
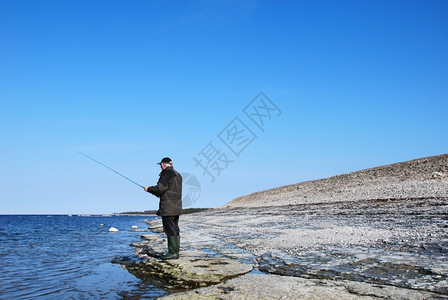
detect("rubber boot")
[161,235,180,260]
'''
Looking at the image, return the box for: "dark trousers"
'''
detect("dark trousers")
[162,216,180,236]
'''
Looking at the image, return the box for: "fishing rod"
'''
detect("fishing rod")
[79,152,145,189]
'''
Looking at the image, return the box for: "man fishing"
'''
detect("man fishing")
[145,157,183,260]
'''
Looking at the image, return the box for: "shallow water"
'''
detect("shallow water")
[0,215,166,299]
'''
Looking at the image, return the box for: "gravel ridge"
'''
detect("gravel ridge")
[225,153,448,208]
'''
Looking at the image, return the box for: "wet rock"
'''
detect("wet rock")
[120,231,253,290]
[257,248,448,295]
[128,252,252,290]
[148,224,164,234]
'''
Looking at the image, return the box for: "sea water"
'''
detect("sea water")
[0,215,166,299]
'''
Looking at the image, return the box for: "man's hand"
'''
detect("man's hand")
[144,186,150,192]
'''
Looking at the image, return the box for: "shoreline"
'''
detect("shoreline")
[117,197,448,299]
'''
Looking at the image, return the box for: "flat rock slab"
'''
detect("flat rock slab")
[123,234,253,290]
[120,198,448,298]
[174,198,448,295]
[160,273,440,300]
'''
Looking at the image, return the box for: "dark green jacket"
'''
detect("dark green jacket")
[147,167,182,216]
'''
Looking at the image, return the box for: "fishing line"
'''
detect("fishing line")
[79,152,145,189]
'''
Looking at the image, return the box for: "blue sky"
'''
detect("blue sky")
[1,0,447,214]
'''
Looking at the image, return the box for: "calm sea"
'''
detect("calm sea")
[0,215,166,299]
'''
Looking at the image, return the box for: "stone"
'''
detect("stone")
[121,233,253,290]
[128,252,252,290]
[225,153,448,208]
[160,273,439,300]
[115,154,448,298]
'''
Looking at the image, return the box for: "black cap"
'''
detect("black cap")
[157,157,173,165]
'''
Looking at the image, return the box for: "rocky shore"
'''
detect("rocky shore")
[227,154,448,208]
[115,154,448,299]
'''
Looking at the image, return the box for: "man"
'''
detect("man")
[145,157,182,260]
